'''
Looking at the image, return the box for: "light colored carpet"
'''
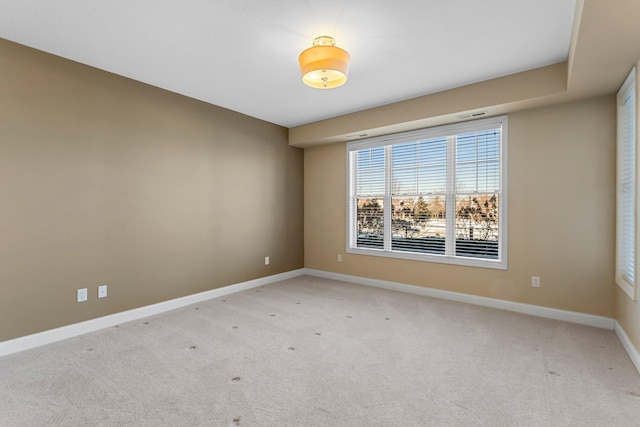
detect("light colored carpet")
[1,275,639,426]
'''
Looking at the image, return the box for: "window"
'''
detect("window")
[616,67,637,300]
[347,116,507,269]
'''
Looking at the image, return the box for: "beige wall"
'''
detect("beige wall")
[0,40,304,342]
[305,96,616,317]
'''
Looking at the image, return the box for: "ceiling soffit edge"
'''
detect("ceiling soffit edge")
[289,62,569,148]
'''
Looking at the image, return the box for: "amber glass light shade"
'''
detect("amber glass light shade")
[298,36,350,89]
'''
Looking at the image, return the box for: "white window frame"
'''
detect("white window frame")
[616,66,637,300]
[346,115,508,270]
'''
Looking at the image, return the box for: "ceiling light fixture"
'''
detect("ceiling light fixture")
[298,36,350,89]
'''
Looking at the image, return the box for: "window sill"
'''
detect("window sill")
[346,247,508,270]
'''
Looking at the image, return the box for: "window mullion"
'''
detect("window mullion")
[475,133,479,191]
[445,135,456,256]
[384,145,393,251]
[498,128,506,263]
[348,151,358,249]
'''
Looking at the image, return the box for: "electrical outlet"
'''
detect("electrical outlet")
[77,288,88,302]
[98,285,107,298]
[265,256,270,265]
[337,254,343,262]
[532,276,541,288]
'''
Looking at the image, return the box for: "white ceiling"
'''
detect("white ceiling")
[0,0,577,128]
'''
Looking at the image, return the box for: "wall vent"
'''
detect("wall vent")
[457,111,487,120]
[347,133,369,139]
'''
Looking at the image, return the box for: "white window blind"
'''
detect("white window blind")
[616,67,637,300]
[347,116,507,270]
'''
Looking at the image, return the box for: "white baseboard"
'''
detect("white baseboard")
[615,321,640,375]
[0,269,305,357]
[302,269,616,330]
[5,267,637,375]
